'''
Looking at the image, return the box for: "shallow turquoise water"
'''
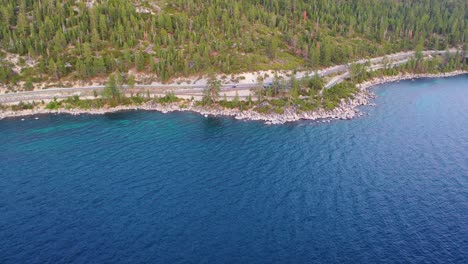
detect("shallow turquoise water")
[0,75,467,263]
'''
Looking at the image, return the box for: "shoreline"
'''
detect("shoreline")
[356,70,467,91]
[1,71,466,124]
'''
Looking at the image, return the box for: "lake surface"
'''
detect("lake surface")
[1,75,467,263]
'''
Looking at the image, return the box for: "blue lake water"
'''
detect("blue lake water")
[0,75,467,263]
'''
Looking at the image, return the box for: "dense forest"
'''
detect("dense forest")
[0,0,466,84]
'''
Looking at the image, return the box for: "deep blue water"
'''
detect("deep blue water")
[1,75,467,263]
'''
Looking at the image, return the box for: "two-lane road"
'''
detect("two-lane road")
[0,49,463,104]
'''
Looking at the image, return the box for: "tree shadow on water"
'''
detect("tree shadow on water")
[202,116,225,127]
[103,111,136,121]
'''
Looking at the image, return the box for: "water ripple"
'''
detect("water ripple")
[0,75,467,263]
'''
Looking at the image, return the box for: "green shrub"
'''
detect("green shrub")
[273,107,284,114]
[270,99,287,107]
[155,92,180,104]
[12,101,35,111]
[255,105,272,114]
[45,99,61,110]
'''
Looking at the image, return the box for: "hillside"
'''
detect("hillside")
[0,0,466,89]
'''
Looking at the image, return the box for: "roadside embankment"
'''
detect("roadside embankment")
[1,71,466,124]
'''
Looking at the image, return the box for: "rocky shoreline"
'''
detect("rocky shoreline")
[1,71,466,124]
[356,70,467,91]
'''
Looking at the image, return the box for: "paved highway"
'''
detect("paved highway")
[0,49,463,104]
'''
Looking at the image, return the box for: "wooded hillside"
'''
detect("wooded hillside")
[0,0,466,84]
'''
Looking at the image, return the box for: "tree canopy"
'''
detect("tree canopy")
[0,0,465,84]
